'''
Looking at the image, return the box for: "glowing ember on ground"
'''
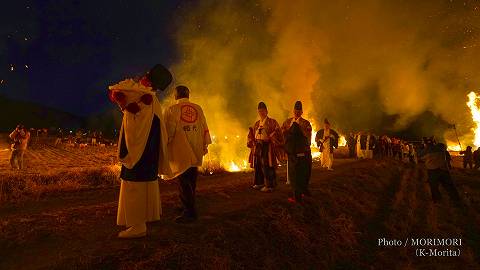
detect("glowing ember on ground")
[467,91,480,147]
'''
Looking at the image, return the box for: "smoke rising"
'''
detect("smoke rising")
[169,0,480,146]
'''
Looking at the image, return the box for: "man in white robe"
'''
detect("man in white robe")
[164,85,212,223]
[315,119,339,171]
[109,64,172,238]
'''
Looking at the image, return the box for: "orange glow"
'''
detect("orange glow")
[467,91,480,147]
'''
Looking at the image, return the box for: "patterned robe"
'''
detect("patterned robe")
[247,117,285,168]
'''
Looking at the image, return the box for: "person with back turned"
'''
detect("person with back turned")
[164,85,212,223]
[460,146,474,169]
[419,137,462,206]
[282,101,312,203]
[109,64,172,238]
[473,147,480,170]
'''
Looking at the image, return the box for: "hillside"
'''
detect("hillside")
[0,95,85,131]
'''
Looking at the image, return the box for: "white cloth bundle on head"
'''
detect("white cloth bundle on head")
[109,79,171,177]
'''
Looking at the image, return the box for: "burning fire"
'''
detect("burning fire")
[201,133,250,173]
[198,117,347,173]
[467,91,480,147]
[447,141,462,152]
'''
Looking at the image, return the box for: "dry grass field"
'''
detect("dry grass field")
[0,136,119,202]
[0,137,479,269]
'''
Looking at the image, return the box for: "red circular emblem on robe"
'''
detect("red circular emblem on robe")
[180,105,198,123]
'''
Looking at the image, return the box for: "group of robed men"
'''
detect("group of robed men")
[109,65,211,238]
[247,101,339,204]
[109,64,343,238]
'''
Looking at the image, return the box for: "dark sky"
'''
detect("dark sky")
[0,0,186,116]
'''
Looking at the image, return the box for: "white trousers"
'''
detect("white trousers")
[117,179,162,227]
[321,145,333,169]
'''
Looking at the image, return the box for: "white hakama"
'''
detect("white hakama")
[321,140,333,169]
[117,179,162,226]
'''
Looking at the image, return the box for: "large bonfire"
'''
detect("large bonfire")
[446,91,480,152]
[467,91,480,147]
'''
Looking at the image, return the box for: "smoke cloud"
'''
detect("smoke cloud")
[168,0,480,149]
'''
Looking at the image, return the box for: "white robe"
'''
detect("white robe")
[164,98,212,179]
[356,134,373,159]
[117,180,161,226]
[321,129,333,169]
[110,79,171,227]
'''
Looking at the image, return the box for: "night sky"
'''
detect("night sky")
[0,0,186,116]
[2,0,479,142]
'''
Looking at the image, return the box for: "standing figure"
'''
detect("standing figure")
[460,146,473,169]
[473,147,480,170]
[9,124,31,170]
[164,85,212,223]
[391,138,402,160]
[55,128,63,146]
[109,64,172,238]
[91,131,98,146]
[356,132,371,159]
[315,119,339,171]
[419,140,461,205]
[347,132,356,158]
[409,144,418,164]
[247,102,284,192]
[282,101,312,203]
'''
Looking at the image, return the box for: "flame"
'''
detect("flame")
[467,91,480,147]
[309,122,321,160]
[201,132,250,173]
[226,161,241,172]
[338,135,347,147]
[447,141,462,152]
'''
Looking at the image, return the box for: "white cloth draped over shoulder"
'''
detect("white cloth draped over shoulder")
[108,78,171,227]
[110,79,171,177]
[164,98,212,179]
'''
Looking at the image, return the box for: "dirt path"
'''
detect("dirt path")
[0,159,478,270]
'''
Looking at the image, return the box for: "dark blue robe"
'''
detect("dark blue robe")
[119,115,160,182]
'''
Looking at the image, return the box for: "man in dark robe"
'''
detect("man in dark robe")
[347,132,356,158]
[282,101,312,203]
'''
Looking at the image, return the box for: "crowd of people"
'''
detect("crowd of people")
[344,133,420,164]
[53,129,112,147]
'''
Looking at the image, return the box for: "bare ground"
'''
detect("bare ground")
[0,158,479,270]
